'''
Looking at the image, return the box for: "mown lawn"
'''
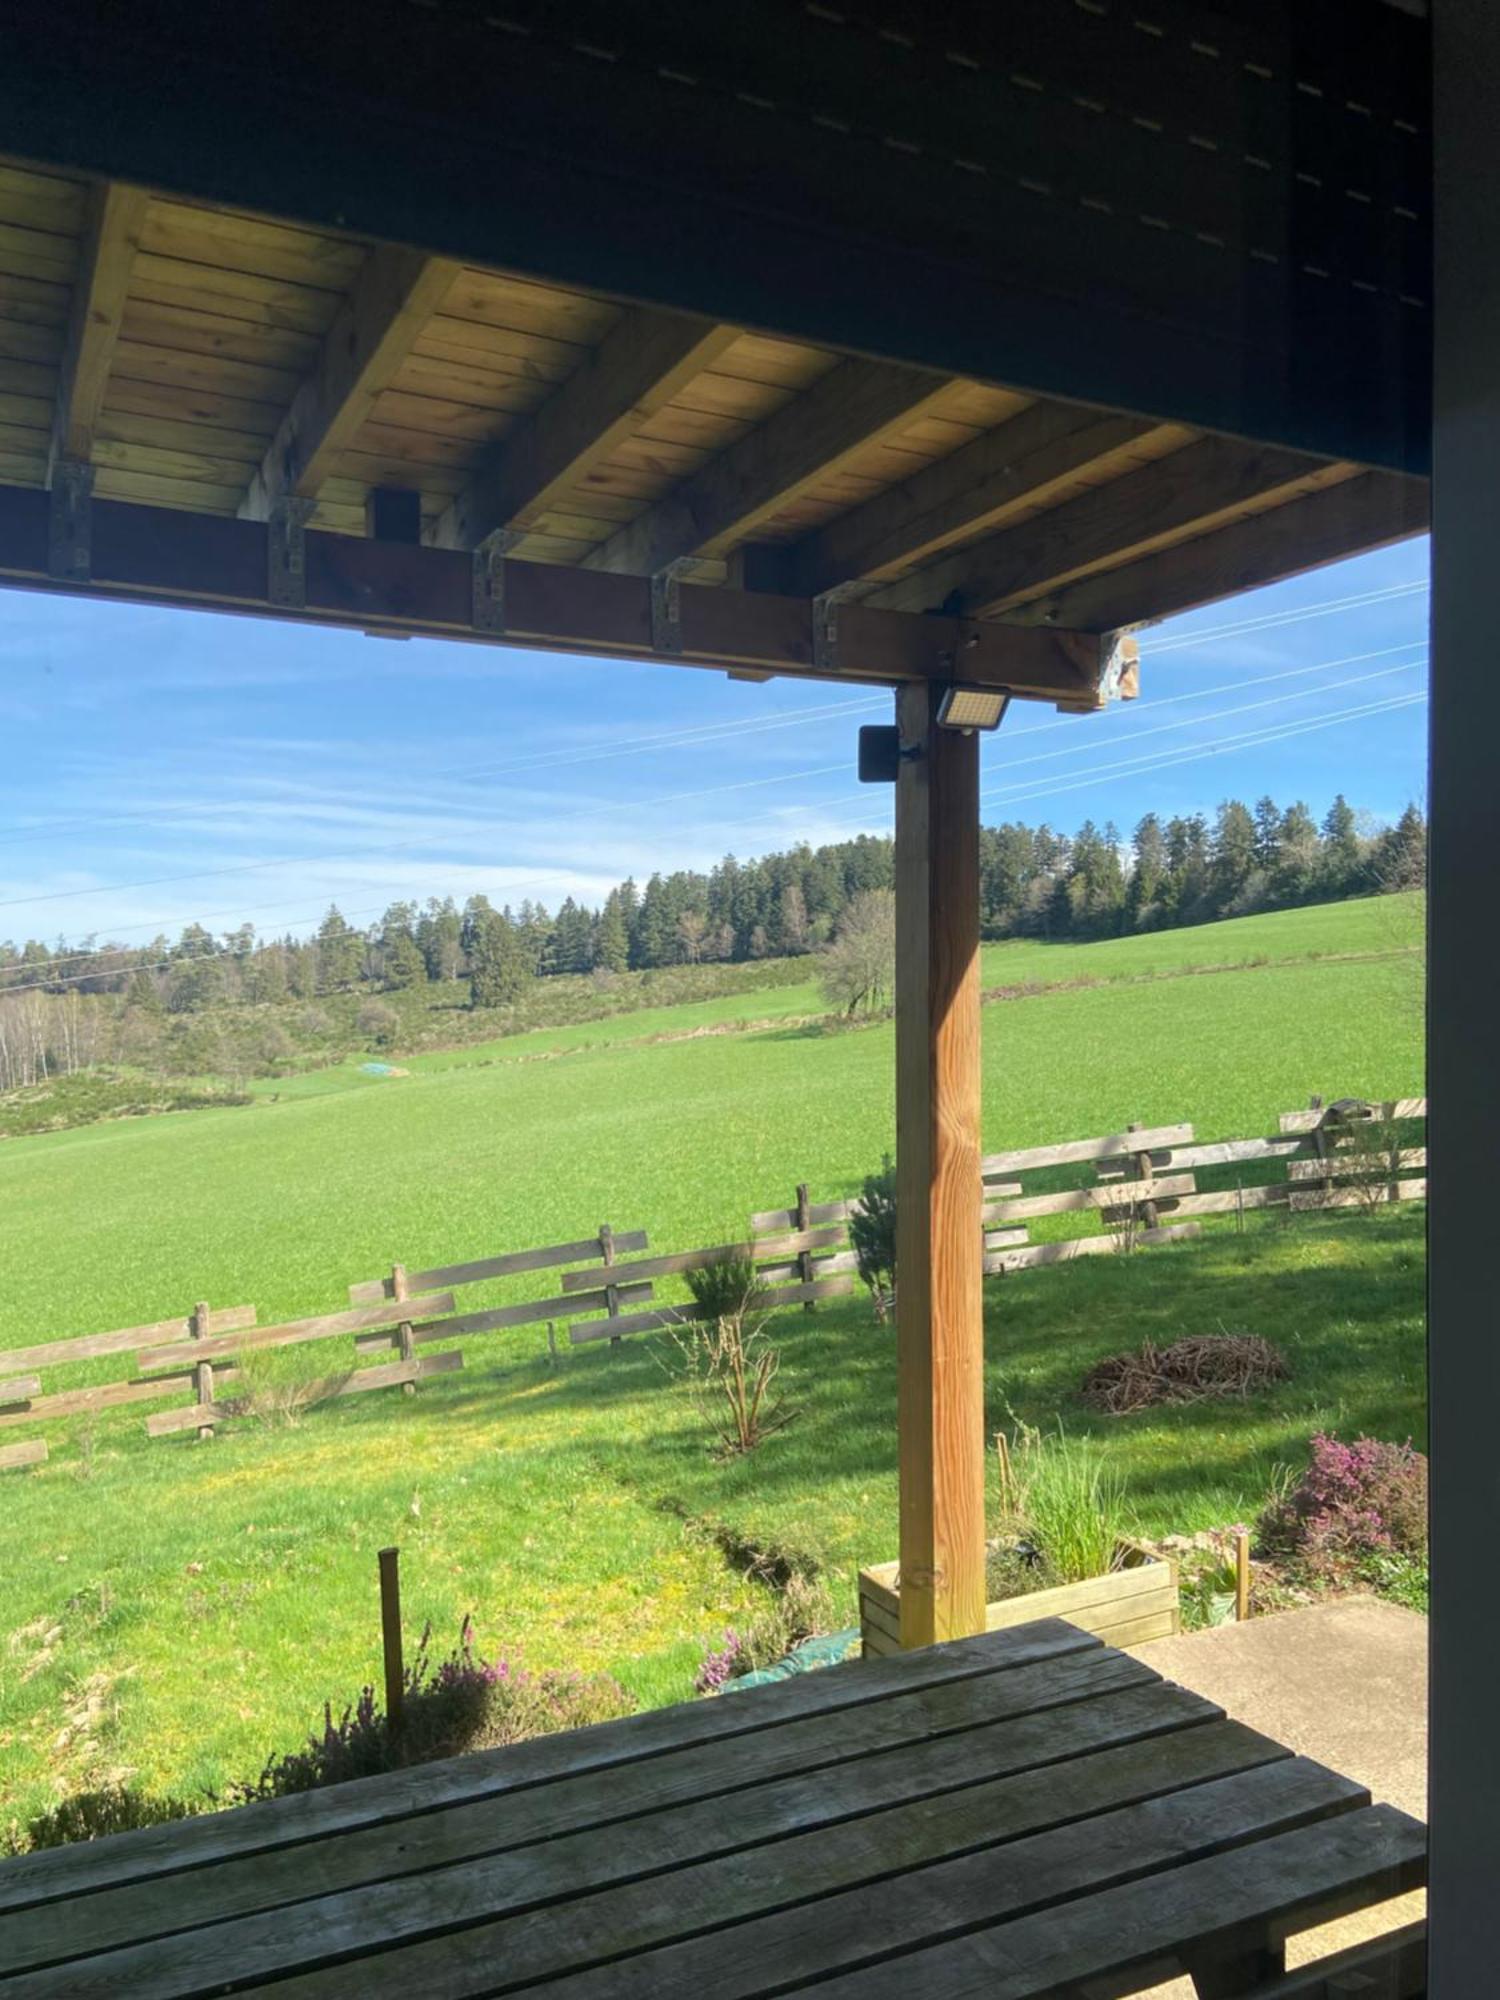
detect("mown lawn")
[0,896,1425,1825]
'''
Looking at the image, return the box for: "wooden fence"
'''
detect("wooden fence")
[0,1096,1426,1462]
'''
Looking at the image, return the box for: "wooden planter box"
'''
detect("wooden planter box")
[858,1540,1179,1659]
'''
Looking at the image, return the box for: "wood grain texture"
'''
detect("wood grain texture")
[1001,471,1430,634]
[895,681,984,1650]
[0,1304,255,1376]
[0,1623,1098,1915]
[241,248,460,516]
[0,1437,47,1469]
[432,311,739,549]
[780,405,1163,596]
[139,1295,455,1372]
[347,1233,643,1304]
[49,181,149,478]
[0,1650,1177,1980]
[872,437,1340,618]
[583,358,954,573]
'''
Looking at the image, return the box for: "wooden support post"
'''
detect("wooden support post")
[796,1182,816,1311]
[1234,1528,1252,1623]
[1308,1094,1331,1203]
[392,1262,416,1394]
[190,1299,214,1441]
[600,1225,622,1346]
[1128,1121,1161,1232]
[378,1546,404,1738]
[895,681,985,1649]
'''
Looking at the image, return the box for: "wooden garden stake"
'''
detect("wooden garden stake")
[191,1299,214,1441]
[379,1546,404,1737]
[1234,1528,1252,1622]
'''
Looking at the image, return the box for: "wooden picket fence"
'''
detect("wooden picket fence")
[0,1096,1426,1462]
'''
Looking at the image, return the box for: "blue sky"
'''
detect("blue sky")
[0,538,1428,951]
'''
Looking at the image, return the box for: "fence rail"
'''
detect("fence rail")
[0,1093,1427,1463]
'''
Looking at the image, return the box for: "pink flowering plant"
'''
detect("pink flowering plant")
[1257,1433,1427,1574]
[238,1617,633,1799]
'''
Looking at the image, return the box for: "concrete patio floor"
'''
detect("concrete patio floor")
[1128,1594,1427,1994]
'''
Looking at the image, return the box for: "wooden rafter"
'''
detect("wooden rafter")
[431,311,741,551]
[872,438,1347,619]
[996,472,1431,634]
[240,249,460,521]
[48,182,150,482]
[777,406,1164,599]
[0,485,1131,704]
[583,359,956,576]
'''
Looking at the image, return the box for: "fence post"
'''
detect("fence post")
[1308,1094,1331,1207]
[190,1299,214,1441]
[600,1224,621,1347]
[1127,1122,1160,1233]
[392,1262,416,1395]
[796,1182,816,1312]
[378,1546,404,1738]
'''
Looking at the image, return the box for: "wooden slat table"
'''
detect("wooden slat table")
[0,1621,1425,1999]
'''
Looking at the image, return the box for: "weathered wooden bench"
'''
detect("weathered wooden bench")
[0,1621,1425,1997]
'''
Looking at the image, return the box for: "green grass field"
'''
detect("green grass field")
[0,896,1425,1825]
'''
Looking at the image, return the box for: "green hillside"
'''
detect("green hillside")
[0,895,1424,1826]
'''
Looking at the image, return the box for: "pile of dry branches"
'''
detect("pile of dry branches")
[1082,1334,1289,1415]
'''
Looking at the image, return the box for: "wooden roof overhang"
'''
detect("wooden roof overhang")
[0,0,1430,706]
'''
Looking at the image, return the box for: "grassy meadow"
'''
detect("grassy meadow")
[0,895,1425,1824]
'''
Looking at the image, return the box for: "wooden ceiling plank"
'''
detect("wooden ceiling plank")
[48,181,149,482]
[584,359,956,576]
[430,311,740,551]
[872,436,1341,618]
[240,249,461,520]
[784,406,1161,597]
[997,472,1430,634]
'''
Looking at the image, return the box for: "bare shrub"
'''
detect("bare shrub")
[1082,1334,1290,1414]
[670,1266,796,1454]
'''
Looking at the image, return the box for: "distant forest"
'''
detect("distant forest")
[0,795,1425,1094]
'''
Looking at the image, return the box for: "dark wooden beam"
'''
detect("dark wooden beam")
[1430,4,1500,1992]
[0,484,1129,703]
[48,181,149,483]
[780,407,1163,600]
[431,311,740,551]
[997,472,1429,635]
[241,248,460,521]
[873,439,1345,619]
[584,360,955,576]
[895,679,986,1649]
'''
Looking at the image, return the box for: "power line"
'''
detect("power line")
[1145,578,1427,653]
[4,688,1427,1001]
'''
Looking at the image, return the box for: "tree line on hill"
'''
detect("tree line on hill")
[0,795,1425,1093]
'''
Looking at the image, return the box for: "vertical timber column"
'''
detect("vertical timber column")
[894,681,985,1649]
[1431,6,1500,1992]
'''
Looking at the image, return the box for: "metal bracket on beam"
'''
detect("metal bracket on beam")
[267,498,313,609]
[472,530,522,634]
[811,583,865,675]
[649,558,696,655]
[48,461,94,583]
